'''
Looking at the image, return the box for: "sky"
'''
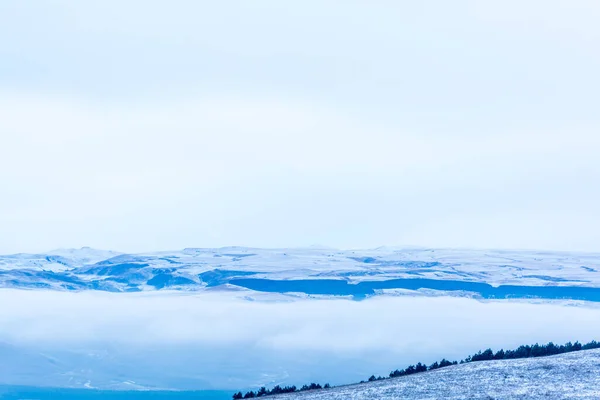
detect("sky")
[1,1,600,253]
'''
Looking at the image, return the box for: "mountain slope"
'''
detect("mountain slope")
[271,349,600,399]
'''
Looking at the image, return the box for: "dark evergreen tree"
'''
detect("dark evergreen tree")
[494,349,505,360]
[439,359,454,368]
[530,343,543,357]
[271,386,282,395]
[583,340,600,350]
[390,369,404,378]
[471,348,494,362]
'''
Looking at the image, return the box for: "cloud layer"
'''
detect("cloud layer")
[2,290,600,388]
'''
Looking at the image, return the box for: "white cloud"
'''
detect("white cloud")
[4,290,597,353]
[1,290,600,388]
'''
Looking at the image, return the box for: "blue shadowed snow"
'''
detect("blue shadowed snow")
[521,275,587,283]
[83,263,150,276]
[348,258,441,268]
[348,257,378,264]
[199,269,257,286]
[43,255,72,266]
[228,278,600,302]
[147,274,196,289]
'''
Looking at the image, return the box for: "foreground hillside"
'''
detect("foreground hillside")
[271,349,600,399]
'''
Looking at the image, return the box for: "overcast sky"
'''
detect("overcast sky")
[1,1,599,253]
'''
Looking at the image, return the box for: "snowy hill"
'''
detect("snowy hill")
[46,247,123,266]
[270,349,600,399]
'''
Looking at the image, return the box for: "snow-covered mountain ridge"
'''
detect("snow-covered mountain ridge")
[1,247,599,297]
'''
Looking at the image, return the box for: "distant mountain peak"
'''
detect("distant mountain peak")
[46,247,123,265]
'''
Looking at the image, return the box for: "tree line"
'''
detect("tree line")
[233,339,600,398]
[232,383,331,399]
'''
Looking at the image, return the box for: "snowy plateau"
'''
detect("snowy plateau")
[1,246,600,296]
